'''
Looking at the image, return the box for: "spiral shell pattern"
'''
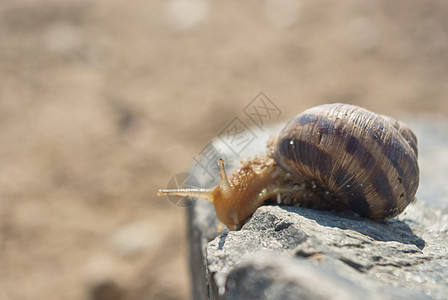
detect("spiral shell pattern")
[274,103,419,219]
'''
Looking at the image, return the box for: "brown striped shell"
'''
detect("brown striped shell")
[274,103,419,219]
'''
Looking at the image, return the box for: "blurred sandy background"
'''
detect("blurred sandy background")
[0,0,447,299]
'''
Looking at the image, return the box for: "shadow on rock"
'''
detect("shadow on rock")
[280,206,425,249]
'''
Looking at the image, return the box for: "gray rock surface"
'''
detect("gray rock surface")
[208,204,447,299]
[186,118,448,300]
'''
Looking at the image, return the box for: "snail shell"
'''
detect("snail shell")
[158,103,419,230]
[274,103,419,219]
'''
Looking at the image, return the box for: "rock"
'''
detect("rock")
[225,254,372,300]
[189,201,448,299]
[206,204,448,299]
[410,117,448,208]
[187,200,219,300]
[186,118,448,300]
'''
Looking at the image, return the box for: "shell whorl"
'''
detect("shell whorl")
[273,103,419,219]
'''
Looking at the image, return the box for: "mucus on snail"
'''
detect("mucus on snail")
[158,103,419,230]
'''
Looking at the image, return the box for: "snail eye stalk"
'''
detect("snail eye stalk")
[157,158,232,203]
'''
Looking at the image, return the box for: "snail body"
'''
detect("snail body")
[158,103,419,230]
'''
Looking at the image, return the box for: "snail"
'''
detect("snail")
[158,103,419,230]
